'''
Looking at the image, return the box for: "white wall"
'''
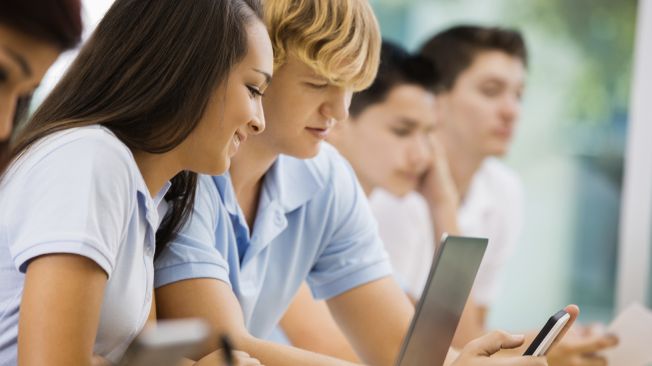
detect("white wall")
[617,0,652,310]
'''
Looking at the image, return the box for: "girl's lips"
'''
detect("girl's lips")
[235,130,247,144]
[230,131,246,155]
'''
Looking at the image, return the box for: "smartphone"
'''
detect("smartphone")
[116,319,210,366]
[523,309,571,356]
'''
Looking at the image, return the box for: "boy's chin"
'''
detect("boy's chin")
[288,141,322,160]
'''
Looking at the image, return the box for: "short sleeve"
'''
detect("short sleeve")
[2,130,134,277]
[307,154,393,300]
[154,174,230,288]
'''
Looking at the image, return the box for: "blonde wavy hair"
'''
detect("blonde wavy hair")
[264,0,381,91]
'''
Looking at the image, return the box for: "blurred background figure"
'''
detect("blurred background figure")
[369,0,642,330]
[0,0,82,169]
[373,25,528,344]
[373,24,619,365]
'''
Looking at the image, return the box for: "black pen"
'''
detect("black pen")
[220,334,235,366]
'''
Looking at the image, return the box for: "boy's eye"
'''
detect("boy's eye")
[481,87,500,97]
[391,128,411,137]
[305,82,329,89]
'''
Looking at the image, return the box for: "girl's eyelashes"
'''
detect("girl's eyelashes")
[247,85,264,98]
[0,67,8,83]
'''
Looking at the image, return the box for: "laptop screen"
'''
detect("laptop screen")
[396,235,488,366]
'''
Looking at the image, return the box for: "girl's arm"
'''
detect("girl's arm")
[18,253,108,366]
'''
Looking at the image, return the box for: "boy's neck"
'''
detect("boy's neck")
[444,140,486,200]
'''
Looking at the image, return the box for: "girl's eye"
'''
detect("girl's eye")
[0,67,8,83]
[247,85,264,98]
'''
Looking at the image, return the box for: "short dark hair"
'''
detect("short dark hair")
[349,40,437,117]
[419,25,527,91]
[0,0,83,50]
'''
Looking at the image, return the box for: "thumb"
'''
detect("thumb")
[463,331,526,357]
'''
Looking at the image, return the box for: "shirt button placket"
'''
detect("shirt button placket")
[274,211,284,226]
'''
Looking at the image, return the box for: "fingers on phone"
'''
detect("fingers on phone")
[466,330,525,356]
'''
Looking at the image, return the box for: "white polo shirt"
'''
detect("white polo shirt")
[371,157,524,306]
[0,126,169,365]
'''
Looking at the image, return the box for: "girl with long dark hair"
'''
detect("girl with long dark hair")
[0,0,272,365]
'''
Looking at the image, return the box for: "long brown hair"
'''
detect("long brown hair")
[4,0,263,256]
[0,0,83,170]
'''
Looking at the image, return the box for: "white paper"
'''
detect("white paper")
[602,303,652,366]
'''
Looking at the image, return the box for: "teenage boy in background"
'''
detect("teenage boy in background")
[376,25,618,365]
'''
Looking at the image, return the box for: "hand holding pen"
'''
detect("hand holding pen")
[218,334,263,366]
[221,335,235,366]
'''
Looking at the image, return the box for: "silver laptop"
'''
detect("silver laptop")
[395,235,488,366]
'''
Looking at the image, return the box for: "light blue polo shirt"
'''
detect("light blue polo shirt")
[155,143,392,338]
[0,126,169,365]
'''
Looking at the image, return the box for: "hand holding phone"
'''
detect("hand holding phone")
[524,306,578,357]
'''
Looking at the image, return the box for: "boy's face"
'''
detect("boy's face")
[330,84,437,196]
[437,50,525,158]
[256,55,353,159]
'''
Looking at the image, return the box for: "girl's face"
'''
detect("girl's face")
[331,84,437,196]
[437,50,525,158]
[180,20,273,175]
[0,24,60,140]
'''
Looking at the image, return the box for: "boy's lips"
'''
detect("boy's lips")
[306,127,331,139]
